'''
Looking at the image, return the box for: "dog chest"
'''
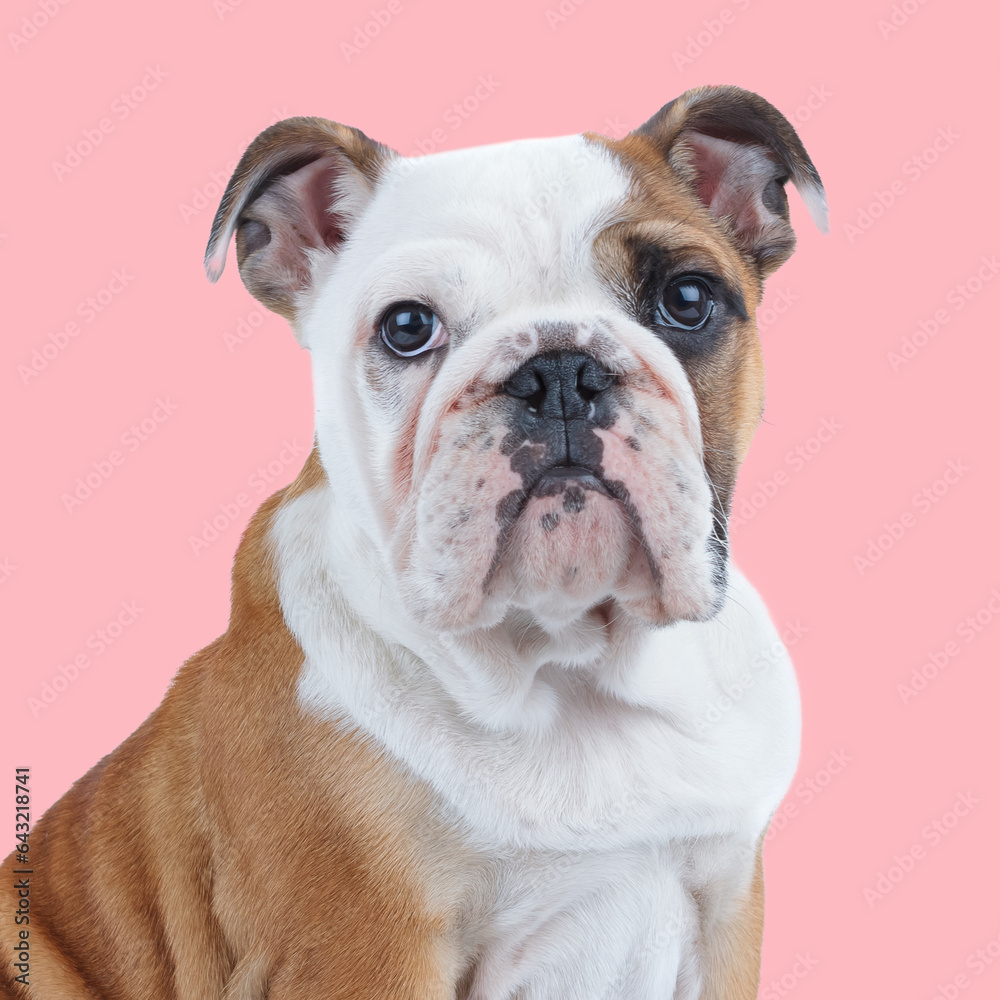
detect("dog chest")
[453,836,753,999]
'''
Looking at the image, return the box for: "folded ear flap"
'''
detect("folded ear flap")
[204,117,396,326]
[634,85,827,275]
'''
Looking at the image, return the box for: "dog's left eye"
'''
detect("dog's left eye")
[380,302,447,357]
[656,276,714,331]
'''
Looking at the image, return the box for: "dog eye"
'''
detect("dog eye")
[656,276,714,330]
[380,302,447,357]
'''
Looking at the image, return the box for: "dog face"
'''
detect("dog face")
[206,87,826,636]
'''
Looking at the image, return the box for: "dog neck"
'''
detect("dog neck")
[267,451,661,733]
[251,447,793,851]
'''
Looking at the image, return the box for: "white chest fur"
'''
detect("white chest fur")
[459,835,763,999]
[273,484,801,996]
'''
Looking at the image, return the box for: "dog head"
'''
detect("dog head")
[206,86,826,637]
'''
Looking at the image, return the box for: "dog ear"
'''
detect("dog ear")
[205,117,396,324]
[633,85,827,274]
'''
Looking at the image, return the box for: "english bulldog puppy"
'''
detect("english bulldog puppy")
[2,85,825,999]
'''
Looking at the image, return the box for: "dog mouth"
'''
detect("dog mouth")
[529,464,611,498]
[501,461,622,533]
[484,462,628,592]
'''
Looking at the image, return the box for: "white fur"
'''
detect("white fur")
[271,136,801,997]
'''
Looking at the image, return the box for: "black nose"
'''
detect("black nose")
[503,351,615,421]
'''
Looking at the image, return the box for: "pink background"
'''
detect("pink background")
[3,0,998,995]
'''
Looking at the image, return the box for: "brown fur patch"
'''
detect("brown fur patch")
[624,86,826,274]
[697,836,766,1000]
[205,118,396,321]
[586,130,767,536]
[0,448,474,999]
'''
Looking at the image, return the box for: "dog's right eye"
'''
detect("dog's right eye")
[380,302,448,357]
